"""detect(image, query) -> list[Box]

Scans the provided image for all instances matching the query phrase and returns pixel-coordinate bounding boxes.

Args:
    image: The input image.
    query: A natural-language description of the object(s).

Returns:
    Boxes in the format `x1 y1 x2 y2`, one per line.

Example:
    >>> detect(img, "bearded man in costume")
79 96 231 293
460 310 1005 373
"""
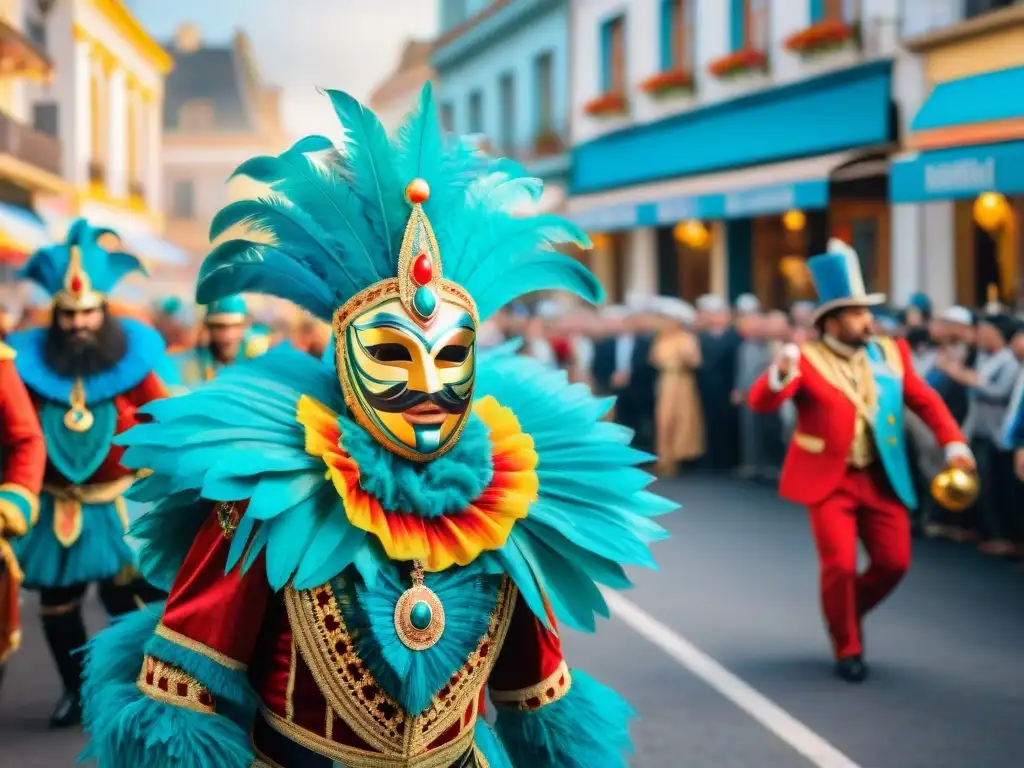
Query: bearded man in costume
79 85 673 768
748 240 973 684
0 342 46 695
7 218 169 727
168 295 265 392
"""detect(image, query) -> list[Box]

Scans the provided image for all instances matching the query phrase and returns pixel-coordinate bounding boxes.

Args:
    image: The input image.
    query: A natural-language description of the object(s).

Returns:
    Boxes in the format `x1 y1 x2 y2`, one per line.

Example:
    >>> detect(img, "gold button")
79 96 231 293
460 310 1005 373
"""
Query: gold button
887 415 895 425
888 437 897 446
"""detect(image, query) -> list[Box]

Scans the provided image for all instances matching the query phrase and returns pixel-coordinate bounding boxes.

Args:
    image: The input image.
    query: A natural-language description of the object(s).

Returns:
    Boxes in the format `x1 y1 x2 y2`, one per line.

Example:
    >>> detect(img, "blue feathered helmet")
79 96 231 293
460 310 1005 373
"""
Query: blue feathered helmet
199 84 602 463
19 217 145 312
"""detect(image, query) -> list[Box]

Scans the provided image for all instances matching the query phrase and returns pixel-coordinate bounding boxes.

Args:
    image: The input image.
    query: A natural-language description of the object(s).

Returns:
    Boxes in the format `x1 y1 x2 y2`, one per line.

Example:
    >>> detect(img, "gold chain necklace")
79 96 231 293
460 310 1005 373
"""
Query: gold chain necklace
64 378 94 432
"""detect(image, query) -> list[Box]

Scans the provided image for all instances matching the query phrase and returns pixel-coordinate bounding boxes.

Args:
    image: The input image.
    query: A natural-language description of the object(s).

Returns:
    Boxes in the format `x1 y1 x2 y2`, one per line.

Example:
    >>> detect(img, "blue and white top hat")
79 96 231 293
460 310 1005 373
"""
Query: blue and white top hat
808 238 885 324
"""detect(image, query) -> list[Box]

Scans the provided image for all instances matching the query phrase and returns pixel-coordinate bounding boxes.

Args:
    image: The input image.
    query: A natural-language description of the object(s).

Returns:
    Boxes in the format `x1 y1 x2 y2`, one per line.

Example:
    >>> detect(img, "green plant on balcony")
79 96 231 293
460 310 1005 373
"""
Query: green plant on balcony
639 68 695 98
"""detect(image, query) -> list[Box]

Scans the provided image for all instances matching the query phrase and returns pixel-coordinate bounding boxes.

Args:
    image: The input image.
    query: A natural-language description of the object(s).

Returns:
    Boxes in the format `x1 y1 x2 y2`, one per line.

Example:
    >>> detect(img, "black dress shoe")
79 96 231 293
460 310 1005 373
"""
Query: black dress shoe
49 690 82 728
835 655 869 683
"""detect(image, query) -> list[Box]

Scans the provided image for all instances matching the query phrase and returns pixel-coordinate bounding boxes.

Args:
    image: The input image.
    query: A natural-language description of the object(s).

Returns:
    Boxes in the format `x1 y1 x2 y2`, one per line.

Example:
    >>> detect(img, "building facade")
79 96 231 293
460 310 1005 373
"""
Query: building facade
368 39 434 133
566 0 908 307
892 0 1024 310
432 0 572 215
0 0 66 303
25 0 180 301
160 23 286 300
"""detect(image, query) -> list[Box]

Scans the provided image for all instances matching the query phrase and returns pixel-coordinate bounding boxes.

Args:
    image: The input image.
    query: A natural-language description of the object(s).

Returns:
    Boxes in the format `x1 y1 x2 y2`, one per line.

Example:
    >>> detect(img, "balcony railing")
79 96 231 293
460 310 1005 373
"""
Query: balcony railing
903 0 1022 39
0 109 60 176
88 160 105 185
129 179 146 202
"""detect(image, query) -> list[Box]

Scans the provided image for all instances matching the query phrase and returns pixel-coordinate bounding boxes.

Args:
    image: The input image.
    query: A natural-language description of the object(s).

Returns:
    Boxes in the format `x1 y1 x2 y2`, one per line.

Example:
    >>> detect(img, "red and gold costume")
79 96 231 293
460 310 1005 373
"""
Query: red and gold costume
749 241 969 669
81 85 671 767
0 343 46 668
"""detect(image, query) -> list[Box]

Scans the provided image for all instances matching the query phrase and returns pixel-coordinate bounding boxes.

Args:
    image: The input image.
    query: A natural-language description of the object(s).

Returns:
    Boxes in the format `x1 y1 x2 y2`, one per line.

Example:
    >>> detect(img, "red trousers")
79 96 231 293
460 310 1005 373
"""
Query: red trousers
808 468 911 659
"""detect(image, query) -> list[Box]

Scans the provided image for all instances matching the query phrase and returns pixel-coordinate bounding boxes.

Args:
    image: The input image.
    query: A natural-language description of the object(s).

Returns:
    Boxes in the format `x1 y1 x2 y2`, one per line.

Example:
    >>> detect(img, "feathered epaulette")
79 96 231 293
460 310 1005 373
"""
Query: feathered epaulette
121 344 675 632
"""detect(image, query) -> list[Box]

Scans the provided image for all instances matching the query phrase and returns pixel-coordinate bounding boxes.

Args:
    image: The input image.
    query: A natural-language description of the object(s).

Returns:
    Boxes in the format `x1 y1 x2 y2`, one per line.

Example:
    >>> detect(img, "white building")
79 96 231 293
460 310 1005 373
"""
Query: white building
567 0 920 308
25 0 183 300
368 39 433 134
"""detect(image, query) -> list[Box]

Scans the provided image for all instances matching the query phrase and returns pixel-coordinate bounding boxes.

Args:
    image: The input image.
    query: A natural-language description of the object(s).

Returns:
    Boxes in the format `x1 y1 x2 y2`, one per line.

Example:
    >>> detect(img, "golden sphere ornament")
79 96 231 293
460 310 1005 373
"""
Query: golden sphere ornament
973 192 1009 233
930 467 979 513
782 209 806 232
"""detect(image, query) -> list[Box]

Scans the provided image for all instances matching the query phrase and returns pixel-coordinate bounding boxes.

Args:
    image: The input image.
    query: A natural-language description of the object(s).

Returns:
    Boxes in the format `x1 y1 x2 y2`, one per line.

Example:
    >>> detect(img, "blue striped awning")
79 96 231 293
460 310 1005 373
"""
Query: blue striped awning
117 230 190 266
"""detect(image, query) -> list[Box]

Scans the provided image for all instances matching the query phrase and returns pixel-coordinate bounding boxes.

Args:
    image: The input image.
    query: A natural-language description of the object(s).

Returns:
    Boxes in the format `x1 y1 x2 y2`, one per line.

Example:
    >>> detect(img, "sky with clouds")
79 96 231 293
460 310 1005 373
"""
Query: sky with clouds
129 0 438 141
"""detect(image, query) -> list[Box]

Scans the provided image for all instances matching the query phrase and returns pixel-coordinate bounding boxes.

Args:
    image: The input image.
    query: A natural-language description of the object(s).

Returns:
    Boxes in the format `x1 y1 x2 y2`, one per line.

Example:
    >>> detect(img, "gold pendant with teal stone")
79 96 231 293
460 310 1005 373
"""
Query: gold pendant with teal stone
393 559 445 651
64 379 94 433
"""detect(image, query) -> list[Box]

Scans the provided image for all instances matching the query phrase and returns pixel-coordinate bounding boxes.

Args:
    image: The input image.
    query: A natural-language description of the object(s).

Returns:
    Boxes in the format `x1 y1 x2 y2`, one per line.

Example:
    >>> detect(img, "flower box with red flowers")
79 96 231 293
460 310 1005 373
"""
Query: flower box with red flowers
783 20 858 57
583 91 628 117
640 69 695 97
708 49 768 80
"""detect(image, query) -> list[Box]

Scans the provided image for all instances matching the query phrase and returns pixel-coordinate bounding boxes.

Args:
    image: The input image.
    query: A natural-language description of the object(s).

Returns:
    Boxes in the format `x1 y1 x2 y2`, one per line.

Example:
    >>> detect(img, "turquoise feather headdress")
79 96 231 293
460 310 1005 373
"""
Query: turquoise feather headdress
198 84 602 322
20 217 145 311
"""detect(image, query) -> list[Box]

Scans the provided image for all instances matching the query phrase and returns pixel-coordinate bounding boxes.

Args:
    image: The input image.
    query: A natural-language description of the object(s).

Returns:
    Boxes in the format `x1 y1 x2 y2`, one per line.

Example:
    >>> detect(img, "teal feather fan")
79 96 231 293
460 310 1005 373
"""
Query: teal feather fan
118 343 674 633
198 84 602 322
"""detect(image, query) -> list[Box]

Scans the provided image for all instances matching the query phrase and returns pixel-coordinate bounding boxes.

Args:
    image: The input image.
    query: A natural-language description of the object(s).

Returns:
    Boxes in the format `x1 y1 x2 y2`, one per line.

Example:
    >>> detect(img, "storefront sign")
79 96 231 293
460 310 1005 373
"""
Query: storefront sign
723 185 797 217
567 202 640 232
923 157 995 195
891 140 1024 203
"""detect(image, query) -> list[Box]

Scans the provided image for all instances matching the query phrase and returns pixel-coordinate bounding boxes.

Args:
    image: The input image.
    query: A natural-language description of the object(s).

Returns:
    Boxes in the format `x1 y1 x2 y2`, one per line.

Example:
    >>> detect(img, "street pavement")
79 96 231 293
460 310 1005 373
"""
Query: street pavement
1 475 1022 767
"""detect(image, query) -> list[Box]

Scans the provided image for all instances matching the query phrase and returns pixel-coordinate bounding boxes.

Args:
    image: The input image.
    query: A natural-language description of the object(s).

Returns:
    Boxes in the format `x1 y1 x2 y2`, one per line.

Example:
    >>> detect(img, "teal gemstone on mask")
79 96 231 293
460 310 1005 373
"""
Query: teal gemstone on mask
413 286 436 317
410 600 433 630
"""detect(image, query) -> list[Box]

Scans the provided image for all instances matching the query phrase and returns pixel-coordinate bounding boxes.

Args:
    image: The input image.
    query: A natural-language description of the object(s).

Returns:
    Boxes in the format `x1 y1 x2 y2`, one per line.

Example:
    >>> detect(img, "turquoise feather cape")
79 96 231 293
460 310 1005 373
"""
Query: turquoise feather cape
120 342 674 633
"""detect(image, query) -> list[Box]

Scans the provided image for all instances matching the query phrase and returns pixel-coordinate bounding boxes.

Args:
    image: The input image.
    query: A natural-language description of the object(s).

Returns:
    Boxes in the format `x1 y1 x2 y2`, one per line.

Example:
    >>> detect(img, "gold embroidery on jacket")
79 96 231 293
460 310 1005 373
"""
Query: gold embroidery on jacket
285 575 516 758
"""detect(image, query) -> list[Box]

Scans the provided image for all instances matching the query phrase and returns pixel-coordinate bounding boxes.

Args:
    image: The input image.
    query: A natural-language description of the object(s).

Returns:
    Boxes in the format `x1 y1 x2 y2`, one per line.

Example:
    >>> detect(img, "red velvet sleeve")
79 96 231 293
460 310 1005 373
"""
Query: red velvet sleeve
0 359 45 495
0 358 45 535
748 359 803 414
156 501 271 669
898 338 965 447
126 371 168 412
488 592 571 712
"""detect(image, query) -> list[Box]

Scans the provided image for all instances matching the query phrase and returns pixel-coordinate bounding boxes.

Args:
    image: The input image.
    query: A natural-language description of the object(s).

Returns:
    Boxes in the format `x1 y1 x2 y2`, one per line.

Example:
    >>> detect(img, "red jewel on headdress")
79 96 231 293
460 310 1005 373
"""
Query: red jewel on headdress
411 252 432 286
69 275 82 294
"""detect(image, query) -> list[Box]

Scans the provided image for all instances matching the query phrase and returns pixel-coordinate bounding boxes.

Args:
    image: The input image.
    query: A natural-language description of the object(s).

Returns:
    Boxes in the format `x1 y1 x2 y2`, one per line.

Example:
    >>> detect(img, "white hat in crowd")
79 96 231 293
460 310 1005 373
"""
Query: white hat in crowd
651 296 696 326
695 293 728 313
734 293 761 315
941 305 974 326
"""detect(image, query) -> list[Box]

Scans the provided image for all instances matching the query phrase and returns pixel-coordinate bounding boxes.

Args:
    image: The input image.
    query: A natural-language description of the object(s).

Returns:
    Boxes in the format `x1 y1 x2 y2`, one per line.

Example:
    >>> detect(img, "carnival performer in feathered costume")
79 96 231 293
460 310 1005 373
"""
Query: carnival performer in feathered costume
80 85 675 768
7 218 169 727
167 295 266 393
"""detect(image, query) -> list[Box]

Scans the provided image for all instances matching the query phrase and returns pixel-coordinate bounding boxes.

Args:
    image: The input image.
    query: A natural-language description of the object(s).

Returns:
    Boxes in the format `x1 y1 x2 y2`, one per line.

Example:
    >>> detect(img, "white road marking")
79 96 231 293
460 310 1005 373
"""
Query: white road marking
603 590 863 768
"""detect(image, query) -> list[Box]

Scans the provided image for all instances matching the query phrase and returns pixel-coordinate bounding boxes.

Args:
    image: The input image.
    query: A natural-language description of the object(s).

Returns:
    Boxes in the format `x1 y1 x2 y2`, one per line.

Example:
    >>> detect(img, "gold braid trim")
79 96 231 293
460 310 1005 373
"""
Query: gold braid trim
259 708 477 768
155 622 248 671
39 599 82 616
137 655 216 714
0 483 38 529
490 659 572 712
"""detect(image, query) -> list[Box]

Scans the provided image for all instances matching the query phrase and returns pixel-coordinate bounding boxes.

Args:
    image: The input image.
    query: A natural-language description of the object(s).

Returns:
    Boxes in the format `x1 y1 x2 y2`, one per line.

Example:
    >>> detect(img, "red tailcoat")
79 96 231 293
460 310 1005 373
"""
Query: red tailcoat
0 349 46 520
748 337 963 506
144 504 569 764
747 337 965 658
0 344 45 663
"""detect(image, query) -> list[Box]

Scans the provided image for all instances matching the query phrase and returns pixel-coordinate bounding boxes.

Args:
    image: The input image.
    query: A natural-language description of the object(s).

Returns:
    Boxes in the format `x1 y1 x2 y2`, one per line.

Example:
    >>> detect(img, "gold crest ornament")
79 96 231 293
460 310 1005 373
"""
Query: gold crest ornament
333 179 479 463
54 246 104 312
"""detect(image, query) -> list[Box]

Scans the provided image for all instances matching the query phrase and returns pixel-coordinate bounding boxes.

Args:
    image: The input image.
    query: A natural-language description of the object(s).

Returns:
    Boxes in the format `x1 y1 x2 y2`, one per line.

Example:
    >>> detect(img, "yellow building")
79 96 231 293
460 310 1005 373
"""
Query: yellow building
24 0 183 303
0 0 67 306
161 23 287 304
894 4 1024 308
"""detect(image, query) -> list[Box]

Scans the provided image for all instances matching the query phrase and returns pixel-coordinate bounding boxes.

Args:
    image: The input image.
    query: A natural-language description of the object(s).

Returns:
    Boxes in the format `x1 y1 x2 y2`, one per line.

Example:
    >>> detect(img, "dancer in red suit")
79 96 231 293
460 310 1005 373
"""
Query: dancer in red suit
749 240 974 683
0 341 46 695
